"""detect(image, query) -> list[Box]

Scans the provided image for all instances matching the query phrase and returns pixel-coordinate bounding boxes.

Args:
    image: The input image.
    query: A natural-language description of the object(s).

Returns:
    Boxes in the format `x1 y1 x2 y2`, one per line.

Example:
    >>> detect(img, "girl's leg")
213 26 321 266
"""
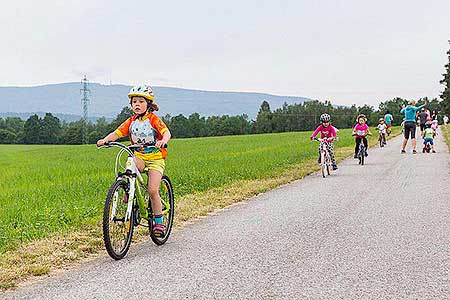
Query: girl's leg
148 170 163 216
328 143 336 166
133 157 145 172
363 137 368 156
355 138 361 156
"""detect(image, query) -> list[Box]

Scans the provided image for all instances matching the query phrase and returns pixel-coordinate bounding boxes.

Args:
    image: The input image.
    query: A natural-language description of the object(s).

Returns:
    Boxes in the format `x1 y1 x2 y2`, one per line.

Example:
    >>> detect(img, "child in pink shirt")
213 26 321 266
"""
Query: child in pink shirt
352 114 372 158
311 113 338 170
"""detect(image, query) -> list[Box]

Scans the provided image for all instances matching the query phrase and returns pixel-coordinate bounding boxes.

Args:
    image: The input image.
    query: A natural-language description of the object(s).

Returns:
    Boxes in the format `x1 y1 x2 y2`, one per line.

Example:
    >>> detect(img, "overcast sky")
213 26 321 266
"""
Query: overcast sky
1 0 449 107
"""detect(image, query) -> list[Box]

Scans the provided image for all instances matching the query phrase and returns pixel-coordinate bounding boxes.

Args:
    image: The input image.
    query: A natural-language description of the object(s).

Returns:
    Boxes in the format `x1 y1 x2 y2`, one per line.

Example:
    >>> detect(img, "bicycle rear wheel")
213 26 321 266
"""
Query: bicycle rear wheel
103 180 134 260
149 175 175 245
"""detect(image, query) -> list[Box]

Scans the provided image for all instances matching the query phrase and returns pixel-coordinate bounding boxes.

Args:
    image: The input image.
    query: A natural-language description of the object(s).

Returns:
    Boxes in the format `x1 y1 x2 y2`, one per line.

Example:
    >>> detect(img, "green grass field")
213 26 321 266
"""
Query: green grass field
0 128 385 254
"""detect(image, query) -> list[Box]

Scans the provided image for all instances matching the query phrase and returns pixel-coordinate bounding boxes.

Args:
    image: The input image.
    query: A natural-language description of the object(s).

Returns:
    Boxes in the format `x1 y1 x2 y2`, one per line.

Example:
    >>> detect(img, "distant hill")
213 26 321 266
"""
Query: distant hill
0 83 310 121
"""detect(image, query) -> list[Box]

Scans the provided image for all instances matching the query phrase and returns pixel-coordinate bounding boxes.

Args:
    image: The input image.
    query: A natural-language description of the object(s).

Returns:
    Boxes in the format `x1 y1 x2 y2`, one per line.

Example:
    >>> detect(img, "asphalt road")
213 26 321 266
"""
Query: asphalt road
3 132 450 300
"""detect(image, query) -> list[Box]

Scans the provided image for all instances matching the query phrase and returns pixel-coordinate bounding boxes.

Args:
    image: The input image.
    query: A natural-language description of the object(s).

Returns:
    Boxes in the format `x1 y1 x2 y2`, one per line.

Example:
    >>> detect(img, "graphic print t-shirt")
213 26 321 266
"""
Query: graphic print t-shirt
377 124 387 133
115 112 168 160
424 128 434 139
354 124 369 137
311 124 337 139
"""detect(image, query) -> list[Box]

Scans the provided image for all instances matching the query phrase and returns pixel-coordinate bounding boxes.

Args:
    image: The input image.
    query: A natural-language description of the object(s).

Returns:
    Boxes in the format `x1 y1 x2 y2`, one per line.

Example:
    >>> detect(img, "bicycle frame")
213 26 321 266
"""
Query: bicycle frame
100 142 150 224
316 139 331 166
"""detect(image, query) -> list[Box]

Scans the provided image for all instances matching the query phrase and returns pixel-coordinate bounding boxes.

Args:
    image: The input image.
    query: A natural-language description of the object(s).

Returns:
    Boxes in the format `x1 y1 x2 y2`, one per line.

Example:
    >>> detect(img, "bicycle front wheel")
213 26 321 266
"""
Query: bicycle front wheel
320 152 327 178
103 179 134 260
150 175 175 245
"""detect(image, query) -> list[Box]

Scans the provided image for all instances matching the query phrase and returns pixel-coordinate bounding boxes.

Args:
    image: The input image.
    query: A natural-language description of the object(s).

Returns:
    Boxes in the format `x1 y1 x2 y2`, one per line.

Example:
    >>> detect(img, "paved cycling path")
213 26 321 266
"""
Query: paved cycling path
4 132 450 300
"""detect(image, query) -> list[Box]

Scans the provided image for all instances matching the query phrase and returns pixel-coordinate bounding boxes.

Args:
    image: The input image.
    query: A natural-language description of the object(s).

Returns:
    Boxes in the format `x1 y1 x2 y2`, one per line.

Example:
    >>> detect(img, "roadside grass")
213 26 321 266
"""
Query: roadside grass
442 125 450 149
0 127 401 290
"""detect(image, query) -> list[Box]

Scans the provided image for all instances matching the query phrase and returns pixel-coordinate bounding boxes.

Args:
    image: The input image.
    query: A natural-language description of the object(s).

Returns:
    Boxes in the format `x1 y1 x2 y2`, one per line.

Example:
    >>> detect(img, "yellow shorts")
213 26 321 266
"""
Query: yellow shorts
142 159 165 175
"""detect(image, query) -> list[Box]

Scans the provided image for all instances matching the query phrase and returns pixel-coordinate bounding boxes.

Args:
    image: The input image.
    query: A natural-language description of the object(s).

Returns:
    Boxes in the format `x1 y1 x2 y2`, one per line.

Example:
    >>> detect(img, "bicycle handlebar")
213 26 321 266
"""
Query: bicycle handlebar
313 137 338 142
97 141 168 156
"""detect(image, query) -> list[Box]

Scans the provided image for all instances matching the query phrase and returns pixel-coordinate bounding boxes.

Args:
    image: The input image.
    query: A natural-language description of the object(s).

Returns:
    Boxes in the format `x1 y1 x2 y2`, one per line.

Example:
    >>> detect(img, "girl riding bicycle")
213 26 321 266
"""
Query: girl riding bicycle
352 114 372 158
310 113 338 170
376 118 387 146
97 85 172 237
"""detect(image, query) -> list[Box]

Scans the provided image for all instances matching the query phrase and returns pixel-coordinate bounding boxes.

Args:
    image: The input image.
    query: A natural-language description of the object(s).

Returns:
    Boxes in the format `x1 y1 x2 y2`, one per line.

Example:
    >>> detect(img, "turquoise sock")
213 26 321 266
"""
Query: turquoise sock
155 216 163 224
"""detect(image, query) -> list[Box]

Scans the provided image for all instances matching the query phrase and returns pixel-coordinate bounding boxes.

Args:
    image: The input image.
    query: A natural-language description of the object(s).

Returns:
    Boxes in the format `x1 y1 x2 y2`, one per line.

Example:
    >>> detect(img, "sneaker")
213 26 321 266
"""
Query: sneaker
332 164 338 170
432 150 436 153
412 150 417 154
401 150 406 154
152 223 166 237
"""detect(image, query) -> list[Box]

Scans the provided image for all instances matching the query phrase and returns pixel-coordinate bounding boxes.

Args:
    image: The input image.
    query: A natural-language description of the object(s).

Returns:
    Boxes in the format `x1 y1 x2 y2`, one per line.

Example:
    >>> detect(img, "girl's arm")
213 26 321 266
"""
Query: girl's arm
310 126 321 139
156 130 171 149
97 132 119 146
331 126 337 137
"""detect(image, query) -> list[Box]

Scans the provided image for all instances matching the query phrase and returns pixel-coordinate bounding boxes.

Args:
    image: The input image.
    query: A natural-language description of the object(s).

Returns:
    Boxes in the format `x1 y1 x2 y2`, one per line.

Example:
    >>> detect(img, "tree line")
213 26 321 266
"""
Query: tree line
0 96 444 145
1 41 449 144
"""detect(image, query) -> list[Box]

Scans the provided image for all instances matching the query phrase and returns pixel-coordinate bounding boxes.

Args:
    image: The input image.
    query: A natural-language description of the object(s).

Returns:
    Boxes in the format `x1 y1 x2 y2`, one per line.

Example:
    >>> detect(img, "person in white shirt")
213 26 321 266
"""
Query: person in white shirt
376 118 387 146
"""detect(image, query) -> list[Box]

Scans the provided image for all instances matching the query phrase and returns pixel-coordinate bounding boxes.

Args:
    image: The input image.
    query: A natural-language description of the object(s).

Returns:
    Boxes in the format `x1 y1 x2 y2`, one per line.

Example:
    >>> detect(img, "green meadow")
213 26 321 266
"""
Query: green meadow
0 129 365 253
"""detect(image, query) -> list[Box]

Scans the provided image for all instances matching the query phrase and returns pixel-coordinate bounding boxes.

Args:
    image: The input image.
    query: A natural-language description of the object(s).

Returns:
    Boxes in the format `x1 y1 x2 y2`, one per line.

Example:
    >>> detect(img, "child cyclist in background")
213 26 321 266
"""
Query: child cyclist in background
376 118 387 145
352 114 372 158
310 113 338 170
97 85 171 237
423 121 436 153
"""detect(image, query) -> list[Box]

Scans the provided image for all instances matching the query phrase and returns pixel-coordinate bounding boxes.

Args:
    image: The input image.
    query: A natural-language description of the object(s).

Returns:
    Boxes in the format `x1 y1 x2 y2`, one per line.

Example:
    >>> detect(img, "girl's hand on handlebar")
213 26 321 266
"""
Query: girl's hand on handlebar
97 139 107 147
155 140 166 149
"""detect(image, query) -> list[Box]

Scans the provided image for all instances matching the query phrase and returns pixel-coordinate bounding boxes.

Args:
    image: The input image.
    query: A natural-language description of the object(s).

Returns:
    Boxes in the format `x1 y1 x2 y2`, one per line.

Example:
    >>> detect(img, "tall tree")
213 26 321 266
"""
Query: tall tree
440 40 450 115
23 114 43 144
41 113 61 144
255 100 273 133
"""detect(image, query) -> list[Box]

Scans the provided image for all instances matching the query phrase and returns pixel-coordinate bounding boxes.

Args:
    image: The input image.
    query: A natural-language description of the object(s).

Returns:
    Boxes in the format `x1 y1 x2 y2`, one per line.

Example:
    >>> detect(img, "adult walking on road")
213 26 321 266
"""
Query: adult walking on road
418 107 429 137
400 100 427 154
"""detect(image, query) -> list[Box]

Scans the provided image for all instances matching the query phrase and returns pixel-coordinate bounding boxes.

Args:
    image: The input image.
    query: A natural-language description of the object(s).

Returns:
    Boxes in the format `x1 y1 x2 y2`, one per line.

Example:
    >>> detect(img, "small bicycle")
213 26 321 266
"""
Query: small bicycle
423 141 432 153
353 135 368 165
98 141 174 260
313 137 336 178
378 131 386 148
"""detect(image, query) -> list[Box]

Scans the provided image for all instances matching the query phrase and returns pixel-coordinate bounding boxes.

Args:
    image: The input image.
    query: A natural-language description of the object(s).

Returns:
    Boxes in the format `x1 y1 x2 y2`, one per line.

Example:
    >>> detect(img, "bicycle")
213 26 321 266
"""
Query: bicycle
353 135 368 165
423 140 432 153
98 141 174 260
313 137 336 178
378 131 386 148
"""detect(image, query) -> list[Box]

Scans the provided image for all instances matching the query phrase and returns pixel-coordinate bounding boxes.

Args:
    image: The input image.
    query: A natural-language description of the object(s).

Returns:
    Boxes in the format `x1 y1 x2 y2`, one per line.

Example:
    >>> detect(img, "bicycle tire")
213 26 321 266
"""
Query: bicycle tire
149 175 175 245
103 179 134 260
360 148 365 165
326 153 331 175
320 152 326 178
